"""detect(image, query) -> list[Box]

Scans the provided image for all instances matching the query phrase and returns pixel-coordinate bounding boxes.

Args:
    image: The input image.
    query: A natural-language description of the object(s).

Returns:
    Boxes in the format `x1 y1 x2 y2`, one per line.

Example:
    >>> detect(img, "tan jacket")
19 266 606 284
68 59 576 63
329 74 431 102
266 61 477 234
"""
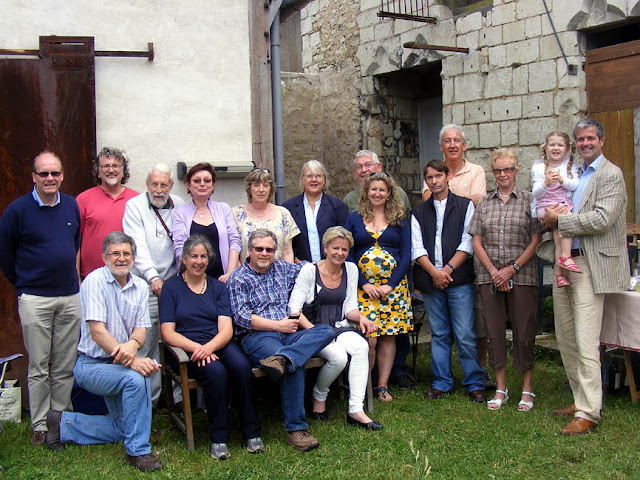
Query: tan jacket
537 157 628 294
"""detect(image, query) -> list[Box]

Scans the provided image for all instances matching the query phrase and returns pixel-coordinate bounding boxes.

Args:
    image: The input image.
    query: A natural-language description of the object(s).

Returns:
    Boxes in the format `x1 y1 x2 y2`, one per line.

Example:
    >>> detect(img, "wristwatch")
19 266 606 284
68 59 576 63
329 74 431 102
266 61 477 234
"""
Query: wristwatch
512 263 520 272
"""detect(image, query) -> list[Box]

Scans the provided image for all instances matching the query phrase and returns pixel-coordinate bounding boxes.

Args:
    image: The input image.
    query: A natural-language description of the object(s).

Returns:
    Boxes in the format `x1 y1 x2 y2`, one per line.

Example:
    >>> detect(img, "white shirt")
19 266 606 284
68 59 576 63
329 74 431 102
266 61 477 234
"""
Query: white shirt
303 193 323 262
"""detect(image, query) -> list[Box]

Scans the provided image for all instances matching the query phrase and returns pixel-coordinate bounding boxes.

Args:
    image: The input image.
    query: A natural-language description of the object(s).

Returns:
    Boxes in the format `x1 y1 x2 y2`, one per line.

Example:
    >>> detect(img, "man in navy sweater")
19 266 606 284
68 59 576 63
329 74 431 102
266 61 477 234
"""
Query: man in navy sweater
0 151 81 446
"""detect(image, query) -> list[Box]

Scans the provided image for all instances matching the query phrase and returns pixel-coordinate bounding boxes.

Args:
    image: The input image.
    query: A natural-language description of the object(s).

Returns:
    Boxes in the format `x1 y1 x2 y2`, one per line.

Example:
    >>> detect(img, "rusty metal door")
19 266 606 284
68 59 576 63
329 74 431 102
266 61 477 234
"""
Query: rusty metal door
0 36 96 405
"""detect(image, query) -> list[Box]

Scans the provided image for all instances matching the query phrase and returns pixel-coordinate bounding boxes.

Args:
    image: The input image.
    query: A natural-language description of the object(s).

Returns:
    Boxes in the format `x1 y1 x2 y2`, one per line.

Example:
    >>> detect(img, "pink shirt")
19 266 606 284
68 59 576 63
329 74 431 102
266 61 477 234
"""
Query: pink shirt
77 185 139 277
422 159 486 200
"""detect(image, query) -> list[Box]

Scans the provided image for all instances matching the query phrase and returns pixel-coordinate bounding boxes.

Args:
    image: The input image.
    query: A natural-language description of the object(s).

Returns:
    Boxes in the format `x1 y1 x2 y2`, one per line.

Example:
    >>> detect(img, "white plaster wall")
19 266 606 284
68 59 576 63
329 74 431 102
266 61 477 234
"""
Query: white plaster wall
0 0 252 205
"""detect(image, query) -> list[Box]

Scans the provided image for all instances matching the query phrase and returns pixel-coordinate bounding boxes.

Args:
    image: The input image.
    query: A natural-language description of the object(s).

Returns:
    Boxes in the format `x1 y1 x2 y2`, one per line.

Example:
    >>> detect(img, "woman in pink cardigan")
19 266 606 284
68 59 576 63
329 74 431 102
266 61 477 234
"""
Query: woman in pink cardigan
172 163 241 283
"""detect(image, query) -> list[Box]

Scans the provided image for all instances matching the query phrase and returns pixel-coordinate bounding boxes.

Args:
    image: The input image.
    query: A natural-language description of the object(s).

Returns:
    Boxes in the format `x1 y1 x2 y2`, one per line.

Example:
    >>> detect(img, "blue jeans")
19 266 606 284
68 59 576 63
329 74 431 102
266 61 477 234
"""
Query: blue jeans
239 325 335 432
59 354 153 456
425 283 484 392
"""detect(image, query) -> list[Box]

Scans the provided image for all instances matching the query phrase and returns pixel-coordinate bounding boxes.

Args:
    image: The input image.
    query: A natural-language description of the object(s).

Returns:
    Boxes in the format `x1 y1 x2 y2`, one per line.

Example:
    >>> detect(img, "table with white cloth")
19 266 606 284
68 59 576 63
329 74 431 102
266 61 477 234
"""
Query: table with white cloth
600 291 640 403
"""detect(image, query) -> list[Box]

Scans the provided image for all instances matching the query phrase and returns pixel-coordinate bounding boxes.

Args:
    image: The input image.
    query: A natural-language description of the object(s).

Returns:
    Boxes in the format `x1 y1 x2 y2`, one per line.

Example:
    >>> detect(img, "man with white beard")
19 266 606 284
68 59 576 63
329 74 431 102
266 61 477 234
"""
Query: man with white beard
76 148 138 278
123 164 184 407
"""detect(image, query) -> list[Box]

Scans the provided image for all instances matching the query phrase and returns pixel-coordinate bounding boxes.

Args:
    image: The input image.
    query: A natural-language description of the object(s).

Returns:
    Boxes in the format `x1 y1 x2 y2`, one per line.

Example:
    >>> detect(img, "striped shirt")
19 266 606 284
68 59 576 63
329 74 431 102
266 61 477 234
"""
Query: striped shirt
78 266 150 358
228 259 304 334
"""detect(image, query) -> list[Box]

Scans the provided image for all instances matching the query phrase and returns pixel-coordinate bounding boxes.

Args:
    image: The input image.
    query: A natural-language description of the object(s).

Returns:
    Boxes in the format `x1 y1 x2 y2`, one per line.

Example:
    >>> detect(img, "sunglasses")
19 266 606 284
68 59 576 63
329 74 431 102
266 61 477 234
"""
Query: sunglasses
492 167 516 174
252 246 275 254
33 171 62 178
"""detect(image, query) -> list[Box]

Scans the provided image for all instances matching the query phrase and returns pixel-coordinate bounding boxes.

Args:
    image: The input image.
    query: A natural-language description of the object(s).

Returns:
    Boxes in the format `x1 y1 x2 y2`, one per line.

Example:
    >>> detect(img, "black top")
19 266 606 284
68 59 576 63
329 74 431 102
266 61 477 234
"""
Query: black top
190 221 224 279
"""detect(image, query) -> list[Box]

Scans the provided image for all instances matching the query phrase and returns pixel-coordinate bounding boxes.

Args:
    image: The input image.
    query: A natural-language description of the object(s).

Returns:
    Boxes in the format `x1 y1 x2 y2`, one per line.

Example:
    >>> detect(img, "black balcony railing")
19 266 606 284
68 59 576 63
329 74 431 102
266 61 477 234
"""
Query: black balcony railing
378 0 436 23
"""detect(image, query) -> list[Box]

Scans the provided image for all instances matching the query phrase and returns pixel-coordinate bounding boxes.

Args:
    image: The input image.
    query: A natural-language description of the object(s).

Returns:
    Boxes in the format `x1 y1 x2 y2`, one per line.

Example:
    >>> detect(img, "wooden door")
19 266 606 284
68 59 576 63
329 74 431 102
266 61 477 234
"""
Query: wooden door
0 36 96 406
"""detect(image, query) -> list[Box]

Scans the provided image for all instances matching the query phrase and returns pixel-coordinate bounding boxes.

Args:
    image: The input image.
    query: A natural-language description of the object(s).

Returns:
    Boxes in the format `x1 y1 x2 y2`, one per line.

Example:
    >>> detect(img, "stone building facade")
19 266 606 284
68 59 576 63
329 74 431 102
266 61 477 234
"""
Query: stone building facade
282 0 640 208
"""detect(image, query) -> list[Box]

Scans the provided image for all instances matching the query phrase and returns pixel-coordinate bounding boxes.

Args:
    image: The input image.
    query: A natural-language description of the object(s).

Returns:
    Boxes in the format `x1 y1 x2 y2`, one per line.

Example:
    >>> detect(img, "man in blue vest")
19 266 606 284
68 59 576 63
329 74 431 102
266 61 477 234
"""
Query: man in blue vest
411 160 485 402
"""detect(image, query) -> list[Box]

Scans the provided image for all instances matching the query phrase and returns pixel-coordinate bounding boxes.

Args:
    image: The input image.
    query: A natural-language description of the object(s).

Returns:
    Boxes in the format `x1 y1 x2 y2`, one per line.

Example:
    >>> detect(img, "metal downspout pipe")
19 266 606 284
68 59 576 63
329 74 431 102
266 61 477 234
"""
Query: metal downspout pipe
271 10 285 204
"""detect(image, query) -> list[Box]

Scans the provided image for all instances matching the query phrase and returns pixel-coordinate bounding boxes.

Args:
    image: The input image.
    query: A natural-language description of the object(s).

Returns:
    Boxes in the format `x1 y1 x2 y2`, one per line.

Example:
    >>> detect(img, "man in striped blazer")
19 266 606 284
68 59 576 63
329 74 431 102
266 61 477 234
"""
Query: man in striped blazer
541 118 628 435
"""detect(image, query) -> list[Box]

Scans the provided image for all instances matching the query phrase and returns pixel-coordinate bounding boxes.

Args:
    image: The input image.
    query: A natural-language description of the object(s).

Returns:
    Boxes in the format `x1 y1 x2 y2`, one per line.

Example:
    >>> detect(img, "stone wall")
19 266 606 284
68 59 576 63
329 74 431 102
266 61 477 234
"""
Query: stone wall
299 0 640 196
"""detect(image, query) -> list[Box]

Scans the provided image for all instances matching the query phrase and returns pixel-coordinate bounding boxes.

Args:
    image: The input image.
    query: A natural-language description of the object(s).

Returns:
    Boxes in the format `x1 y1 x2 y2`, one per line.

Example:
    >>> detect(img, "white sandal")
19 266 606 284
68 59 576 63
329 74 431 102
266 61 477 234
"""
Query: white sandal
517 391 535 411
487 388 509 410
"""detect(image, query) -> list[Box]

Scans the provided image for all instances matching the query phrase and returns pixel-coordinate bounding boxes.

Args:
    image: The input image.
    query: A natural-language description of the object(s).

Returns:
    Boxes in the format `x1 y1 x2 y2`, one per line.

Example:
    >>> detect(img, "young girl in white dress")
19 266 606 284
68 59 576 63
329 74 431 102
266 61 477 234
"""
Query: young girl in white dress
531 131 581 287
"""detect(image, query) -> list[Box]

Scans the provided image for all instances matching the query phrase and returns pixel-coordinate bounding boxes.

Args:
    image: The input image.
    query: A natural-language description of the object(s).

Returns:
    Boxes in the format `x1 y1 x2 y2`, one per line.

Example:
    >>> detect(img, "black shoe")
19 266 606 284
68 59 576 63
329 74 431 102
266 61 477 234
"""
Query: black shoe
468 390 486 403
45 410 64 452
424 388 452 400
346 415 383 431
482 370 497 390
391 374 414 391
310 411 329 422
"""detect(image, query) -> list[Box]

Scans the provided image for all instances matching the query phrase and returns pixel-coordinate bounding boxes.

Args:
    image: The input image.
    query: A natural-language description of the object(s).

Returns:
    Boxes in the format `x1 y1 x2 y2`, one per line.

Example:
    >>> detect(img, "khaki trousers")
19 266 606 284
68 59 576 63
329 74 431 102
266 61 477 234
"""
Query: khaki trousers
18 293 80 431
553 256 604 423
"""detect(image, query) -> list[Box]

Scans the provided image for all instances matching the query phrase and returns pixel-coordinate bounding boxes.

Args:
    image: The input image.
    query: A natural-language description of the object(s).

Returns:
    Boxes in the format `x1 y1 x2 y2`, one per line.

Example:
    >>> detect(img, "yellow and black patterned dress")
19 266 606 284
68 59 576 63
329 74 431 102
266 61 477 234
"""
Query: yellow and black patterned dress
357 228 413 337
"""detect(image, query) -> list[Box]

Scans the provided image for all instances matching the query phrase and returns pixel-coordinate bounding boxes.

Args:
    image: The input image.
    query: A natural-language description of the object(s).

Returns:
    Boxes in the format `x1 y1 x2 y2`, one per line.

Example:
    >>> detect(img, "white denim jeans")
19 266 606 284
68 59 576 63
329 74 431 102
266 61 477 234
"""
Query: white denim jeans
314 330 369 414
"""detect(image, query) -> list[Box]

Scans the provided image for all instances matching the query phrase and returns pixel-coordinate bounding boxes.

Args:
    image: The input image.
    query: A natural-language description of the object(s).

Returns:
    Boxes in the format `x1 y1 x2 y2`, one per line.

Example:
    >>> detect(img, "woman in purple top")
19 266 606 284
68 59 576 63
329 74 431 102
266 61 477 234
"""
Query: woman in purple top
160 235 263 459
172 163 241 282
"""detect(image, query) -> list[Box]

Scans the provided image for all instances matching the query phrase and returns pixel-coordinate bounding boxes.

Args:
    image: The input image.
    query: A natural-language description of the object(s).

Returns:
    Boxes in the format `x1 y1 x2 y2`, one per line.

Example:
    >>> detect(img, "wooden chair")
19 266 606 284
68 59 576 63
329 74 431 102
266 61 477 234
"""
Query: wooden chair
162 344 374 450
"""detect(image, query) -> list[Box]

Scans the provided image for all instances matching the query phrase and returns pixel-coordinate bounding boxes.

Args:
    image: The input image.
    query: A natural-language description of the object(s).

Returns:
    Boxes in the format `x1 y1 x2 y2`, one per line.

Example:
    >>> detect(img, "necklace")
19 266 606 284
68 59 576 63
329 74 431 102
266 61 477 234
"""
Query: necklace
320 263 342 282
497 189 512 198
249 203 268 217
182 274 207 294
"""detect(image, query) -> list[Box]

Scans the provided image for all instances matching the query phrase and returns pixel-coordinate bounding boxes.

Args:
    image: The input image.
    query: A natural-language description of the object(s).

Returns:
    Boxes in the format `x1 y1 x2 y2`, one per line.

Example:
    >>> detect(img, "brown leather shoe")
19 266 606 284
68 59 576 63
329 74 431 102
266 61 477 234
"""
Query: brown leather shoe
424 388 452 400
468 390 486 403
259 355 286 381
561 417 597 435
286 429 320 451
31 431 46 446
552 403 576 416
125 453 162 472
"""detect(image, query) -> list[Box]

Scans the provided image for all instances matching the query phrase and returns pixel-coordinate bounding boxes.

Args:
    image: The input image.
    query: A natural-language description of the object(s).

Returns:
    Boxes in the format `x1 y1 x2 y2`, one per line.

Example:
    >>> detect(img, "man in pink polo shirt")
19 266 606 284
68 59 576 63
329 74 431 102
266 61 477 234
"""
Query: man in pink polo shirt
76 148 138 278
420 124 494 389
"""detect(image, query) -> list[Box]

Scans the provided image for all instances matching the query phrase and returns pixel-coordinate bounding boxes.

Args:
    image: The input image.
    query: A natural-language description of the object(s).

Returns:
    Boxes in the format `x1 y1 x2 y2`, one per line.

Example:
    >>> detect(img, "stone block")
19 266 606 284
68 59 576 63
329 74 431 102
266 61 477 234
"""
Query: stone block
356 8 379 29
516 0 546 19
457 11 483 34
443 79 454 105
452 104 465 125
442 105 453 125
506 38 539 66
557 115 583 137
360 0 380 10
523 91 554 118
465 148 491 172
443 54 464 76
503 20 526 43
512 64 528 95
360 26 375 44
310 31 321 48
501 120 519 146
519 117 557 145
308 1 318 16
525 15 542 38
454 73 484 102
492 3 516 26
300 4 308 21
301 16 313 36
479 122 501 148
492 97 522 121
540 32 580 60
463 50 482 74
464 124 479 149
554 89 587 115
302 37 312 68
529 59 557 92
360 76 375 96
484 26 503 47
557 56 586 89
458 31 480 50
465 100 492 124
488 45 507 68
484 67 513 98
374 20 393 40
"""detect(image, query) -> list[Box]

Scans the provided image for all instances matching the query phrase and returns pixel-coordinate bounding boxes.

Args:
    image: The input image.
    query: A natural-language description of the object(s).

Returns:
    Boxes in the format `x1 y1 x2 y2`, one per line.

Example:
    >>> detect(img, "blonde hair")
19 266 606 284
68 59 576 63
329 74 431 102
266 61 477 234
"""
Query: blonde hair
322 226 354 249
244 168 275 202
299 160 329 191
358 173 405 226
490 148 519 170
541 131 575 179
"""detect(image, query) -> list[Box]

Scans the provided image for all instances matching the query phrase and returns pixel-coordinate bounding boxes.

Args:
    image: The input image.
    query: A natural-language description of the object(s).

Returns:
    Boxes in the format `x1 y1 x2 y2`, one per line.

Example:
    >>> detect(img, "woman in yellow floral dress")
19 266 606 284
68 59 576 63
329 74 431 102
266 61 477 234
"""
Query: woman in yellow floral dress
345 173 412 402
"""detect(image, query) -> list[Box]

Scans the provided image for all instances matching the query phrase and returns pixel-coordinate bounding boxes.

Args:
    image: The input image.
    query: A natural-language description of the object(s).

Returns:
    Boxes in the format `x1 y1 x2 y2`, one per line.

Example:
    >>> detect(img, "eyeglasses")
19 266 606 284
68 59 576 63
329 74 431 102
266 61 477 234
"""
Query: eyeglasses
492 167 516 174
304 173 324 180
99 164 123 171
251 168 272 174
106 252 133 259
33 171 62 178
355 162 375 171
191 178 213 184
251 246 275 254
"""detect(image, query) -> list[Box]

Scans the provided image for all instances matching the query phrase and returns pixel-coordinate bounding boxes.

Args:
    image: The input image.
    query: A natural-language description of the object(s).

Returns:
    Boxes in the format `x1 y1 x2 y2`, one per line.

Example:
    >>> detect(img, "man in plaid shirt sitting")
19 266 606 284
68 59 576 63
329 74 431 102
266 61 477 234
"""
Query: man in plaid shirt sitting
228 229 334 452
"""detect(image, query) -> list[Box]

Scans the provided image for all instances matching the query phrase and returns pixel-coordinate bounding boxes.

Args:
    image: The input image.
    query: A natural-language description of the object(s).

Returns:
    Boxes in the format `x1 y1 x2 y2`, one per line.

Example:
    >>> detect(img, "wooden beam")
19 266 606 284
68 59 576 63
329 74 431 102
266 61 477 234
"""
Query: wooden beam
403 41 469 54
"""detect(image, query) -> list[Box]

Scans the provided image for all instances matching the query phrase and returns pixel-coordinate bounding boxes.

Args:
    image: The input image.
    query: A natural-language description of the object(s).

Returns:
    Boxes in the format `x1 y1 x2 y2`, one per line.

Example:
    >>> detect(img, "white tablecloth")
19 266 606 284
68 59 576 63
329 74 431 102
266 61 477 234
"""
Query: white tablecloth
600 291 640 352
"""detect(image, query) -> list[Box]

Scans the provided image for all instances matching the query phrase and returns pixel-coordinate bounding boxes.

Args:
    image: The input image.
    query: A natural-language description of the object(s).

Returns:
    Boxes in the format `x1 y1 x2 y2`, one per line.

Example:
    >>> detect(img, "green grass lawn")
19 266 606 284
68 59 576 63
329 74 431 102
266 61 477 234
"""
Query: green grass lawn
1 345 638 480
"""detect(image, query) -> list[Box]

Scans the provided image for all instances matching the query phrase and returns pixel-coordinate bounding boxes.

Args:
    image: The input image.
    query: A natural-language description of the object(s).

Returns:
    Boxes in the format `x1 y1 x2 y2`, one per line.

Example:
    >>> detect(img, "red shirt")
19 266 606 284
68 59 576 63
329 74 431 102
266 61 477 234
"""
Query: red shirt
77 185 139 276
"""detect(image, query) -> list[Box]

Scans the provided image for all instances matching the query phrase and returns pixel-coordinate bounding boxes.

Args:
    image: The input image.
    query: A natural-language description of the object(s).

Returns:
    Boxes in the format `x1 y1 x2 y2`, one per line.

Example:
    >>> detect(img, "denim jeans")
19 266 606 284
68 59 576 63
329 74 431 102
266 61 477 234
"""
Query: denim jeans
59 354 153 456
425 283 484 392
239 325 334 432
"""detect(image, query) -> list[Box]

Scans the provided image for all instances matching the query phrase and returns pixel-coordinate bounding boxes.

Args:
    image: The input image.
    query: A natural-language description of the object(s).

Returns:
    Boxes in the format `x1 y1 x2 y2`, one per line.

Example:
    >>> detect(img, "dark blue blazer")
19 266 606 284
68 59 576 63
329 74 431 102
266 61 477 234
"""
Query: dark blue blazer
282 193 348 262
